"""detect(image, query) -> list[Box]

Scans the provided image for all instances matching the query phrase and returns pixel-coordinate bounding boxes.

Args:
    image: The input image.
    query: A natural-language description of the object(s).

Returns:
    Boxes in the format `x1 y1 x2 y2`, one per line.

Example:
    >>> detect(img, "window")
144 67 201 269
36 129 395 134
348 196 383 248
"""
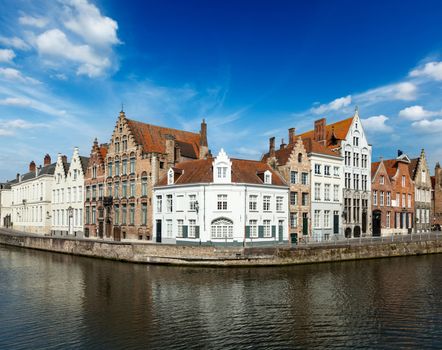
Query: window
353 153 359 167
166 220 172 238
373 191 378 205
167 194 173 212
141 203 147 225
263 220 271 237
264 172 271 184
177 219 184 237
402 175 406 187
108 162 113 177
345 173 351 189
115 160 120 176
362 175 367 191
298 153 302 163
314 183 321 200
362 154 368 168
249 195 257 211
324 210 330 228
86 186 90 200
130 157 135 174
290 192 298 205
402 193 406 207
386 212 391 228
249 219 258 238
301 172 308 185
345 151 351 166
92 166 97 179
189 220 196 238
129 204 135 225
314 164 321 175
85 207 90 224
168 170 174 185
114 182 119 198
130 180 135 197
314 210 321 228
122 159 127 175
121 204 127 225
386 192 391 206
380 175 384 185
353 174 359 190
122 137 127 151
380 191 384 206
263 196 271 211
276 196 283 211
290 171 298 184
302 193 308 206
353 136 359 146
211 218 233 239
141 175 148 196
114 205 119 225
98 184 103 198
156 195 162 213
334 185 339 201
408 194 412 208
396 193 400 207
290 213 298 228
122 181 127 197
73 169 77 180
189 194 197 211
217 166 227 178
217 194 228 210
334 166 340 177
324 184 330 201
324 166 331 176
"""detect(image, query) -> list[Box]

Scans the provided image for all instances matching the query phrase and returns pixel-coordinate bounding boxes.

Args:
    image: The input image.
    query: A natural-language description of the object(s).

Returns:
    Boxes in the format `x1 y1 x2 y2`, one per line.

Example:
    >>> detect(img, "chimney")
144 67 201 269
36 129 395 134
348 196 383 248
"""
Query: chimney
397 150 403 157
165 134 176 167
288 128 296 144
29 161 36 172
44 154 51 166
314 118 326 144
16 173 20 181
199 118 209 159
269 137 275 157
280 138 286 150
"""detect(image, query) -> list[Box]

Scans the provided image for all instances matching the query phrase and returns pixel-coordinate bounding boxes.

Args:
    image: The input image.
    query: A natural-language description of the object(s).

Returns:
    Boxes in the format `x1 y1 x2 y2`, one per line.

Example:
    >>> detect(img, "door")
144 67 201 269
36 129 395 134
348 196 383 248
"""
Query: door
278 220 284 242
372 210 381 236
333 214 339 234
156 220 162 243
98 221 104 238
290 233 298 245
302 213 308 235
113 226 121 241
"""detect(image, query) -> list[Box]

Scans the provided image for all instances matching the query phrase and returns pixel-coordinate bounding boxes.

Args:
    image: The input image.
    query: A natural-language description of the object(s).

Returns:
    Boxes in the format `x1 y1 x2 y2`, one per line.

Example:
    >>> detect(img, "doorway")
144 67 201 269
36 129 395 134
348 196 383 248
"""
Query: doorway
372 210 381 236
156 220 162 243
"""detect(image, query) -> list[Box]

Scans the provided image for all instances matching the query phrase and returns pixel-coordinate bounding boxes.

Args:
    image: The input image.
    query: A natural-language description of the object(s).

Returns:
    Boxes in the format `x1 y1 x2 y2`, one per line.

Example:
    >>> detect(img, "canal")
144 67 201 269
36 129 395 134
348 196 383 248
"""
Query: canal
0 245 441 349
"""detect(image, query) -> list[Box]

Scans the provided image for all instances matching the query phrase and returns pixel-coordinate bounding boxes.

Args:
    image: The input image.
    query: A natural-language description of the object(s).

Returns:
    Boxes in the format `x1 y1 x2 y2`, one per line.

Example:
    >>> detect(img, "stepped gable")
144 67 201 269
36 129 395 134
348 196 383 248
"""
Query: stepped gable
408 158 419 179
126 119 201 158
157 158 287 186
79 156 90 175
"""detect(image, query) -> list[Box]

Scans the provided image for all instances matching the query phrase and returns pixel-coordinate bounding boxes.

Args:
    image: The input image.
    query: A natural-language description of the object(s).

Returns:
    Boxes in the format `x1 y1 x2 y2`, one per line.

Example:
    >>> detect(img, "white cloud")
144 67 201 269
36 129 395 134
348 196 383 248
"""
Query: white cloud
35 29 111 77
0 36 30 50
0 68 40 84
0 49 15 63
0 97 32 106
19 15 48 28
411 119 442 134
393 82 417 100
398 105 440 120
0 118 44 136
63 0 120 47
357 82 417 105
312 95 352 114
361 115 393 133
410 61 442 81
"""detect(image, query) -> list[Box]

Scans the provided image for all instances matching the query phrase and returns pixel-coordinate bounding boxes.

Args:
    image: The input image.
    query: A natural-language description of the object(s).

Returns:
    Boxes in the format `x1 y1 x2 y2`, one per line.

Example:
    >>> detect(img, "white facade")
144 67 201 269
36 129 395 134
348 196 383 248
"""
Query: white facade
11 164 54 234
153 150 289 246
51 148 86 237
0 184 12 227
342 110 372 237
310 152 344 241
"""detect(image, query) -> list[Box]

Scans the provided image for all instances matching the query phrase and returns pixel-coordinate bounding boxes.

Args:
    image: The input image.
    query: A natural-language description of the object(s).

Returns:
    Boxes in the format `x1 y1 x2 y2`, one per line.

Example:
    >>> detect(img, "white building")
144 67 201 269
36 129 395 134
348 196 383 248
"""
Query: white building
153 149 289 246
11 154 55 234
310 147 344 241
0 181 13 228
51 148 88 237
299 108 372 238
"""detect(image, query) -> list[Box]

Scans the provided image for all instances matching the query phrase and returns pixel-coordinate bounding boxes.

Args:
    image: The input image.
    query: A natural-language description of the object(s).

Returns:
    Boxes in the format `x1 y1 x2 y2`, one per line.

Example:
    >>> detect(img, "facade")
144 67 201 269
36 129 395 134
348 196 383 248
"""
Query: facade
431 163 442 229
0 181 13 228
51 148 88 237
11 155 55 234
371 160 394 236
298 109 372 238
153 150 289 245
372 152 415 235
84 139 108 238
105 110 209 241
408 149 431 232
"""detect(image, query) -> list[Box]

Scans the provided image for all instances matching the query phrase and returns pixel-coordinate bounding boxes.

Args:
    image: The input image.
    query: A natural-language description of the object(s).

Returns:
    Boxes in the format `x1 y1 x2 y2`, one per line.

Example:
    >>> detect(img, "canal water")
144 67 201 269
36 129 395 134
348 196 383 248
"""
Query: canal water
0 245 441 349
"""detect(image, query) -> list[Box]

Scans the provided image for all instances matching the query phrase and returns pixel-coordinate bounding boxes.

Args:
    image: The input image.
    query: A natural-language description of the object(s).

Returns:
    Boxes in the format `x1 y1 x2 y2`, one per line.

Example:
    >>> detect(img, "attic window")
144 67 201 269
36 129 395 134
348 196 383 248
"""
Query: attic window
298 153 302 163
119 125 123 133
217 166 227 179
167 168 174 185
160 161 164 169
264 171 272 184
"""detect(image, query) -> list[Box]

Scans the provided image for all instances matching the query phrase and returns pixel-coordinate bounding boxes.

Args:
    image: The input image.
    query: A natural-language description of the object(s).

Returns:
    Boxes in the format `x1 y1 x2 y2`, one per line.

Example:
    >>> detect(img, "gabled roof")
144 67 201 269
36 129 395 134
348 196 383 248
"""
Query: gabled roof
157 158 287 187
298 116 354 149
79 156 90 175
262 136 339 165
408 158 419 179
99 144 108 160
126 119 201 158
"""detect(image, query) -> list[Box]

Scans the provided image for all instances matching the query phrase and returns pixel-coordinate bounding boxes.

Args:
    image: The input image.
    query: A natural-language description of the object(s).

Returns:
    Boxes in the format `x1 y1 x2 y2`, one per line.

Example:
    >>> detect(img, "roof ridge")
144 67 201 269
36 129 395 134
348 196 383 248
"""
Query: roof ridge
127 118 200 136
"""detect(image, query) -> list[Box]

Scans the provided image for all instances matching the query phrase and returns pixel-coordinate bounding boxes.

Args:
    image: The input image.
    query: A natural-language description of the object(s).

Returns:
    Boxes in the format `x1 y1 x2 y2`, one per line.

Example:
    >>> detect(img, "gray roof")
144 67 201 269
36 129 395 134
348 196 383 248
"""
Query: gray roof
79 156 90 175
18 163 57 183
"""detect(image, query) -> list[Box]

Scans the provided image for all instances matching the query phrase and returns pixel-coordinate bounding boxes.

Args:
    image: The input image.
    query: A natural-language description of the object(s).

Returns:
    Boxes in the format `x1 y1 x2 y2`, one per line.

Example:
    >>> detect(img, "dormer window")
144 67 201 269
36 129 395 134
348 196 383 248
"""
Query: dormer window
217 166 227 178
167 168 174 185
213 149 232 184
264 170 272 184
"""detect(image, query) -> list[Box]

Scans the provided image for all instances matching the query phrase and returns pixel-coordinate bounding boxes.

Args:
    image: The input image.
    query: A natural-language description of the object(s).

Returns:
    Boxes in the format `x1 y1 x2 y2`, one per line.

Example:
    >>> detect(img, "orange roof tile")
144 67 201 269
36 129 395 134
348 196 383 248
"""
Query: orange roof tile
126 119 201 158
157 158 287 187
99 144 108 160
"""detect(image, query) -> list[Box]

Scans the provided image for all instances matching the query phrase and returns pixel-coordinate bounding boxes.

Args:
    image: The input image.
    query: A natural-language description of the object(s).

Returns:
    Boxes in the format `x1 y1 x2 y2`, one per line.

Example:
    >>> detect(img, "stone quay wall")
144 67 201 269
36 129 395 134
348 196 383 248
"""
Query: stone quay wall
0 229 441 267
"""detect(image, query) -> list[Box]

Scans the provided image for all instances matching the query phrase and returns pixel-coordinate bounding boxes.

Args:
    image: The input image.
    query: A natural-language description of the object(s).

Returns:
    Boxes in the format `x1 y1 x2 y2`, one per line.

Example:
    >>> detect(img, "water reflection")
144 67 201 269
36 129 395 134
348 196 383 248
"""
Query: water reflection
0 246 441 349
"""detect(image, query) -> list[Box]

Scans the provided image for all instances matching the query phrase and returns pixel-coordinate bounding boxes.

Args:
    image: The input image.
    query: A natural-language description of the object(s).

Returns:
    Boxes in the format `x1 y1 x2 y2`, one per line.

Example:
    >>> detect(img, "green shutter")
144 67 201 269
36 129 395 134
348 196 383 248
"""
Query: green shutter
279 225 283 242
245 226 250 238
258 226 264 238
272 225 276 238
183 225 188 238
195 226 200 239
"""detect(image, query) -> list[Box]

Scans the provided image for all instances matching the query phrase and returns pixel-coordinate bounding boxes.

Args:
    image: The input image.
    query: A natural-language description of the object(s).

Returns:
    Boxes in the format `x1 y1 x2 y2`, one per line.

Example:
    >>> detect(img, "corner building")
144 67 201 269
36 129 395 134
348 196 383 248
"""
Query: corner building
105 111 209 241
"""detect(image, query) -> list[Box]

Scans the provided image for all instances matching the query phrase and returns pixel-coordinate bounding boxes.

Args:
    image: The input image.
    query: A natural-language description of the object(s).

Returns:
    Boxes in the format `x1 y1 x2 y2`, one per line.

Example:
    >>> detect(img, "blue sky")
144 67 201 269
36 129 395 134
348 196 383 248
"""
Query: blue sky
1 0 442 180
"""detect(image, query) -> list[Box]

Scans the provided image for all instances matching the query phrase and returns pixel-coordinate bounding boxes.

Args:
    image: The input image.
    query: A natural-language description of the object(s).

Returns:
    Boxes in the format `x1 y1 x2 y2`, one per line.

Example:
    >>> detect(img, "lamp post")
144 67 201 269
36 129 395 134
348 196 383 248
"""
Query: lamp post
68 206 73 236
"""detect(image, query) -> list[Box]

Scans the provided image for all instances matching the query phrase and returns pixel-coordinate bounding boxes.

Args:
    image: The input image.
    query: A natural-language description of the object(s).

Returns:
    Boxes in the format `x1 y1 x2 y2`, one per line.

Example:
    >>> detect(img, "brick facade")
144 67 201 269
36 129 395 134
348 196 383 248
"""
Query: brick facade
431 163 442 228
371 161 394 236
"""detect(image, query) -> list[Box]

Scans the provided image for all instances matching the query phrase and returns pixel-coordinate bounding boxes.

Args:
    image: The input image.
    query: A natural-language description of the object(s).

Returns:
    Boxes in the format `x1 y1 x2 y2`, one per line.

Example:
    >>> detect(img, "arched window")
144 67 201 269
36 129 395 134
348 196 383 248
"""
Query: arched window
298 153 302 163
211 218 233 239
141 172 148 196
122 136 128 151
130 153 135 174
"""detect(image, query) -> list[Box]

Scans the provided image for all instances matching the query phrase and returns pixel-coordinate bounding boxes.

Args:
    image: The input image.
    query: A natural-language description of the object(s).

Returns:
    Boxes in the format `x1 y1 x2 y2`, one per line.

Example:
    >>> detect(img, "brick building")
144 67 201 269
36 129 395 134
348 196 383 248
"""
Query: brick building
431 162 442 229
371 160 394 236
408 149 431 232
84 139 108 238
372 151 415 235
105 110 209 241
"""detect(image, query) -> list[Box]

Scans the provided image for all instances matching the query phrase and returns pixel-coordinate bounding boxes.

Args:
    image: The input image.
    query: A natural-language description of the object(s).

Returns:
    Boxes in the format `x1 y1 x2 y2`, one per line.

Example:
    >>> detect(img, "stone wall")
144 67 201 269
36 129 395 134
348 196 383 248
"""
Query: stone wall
0 229 441 267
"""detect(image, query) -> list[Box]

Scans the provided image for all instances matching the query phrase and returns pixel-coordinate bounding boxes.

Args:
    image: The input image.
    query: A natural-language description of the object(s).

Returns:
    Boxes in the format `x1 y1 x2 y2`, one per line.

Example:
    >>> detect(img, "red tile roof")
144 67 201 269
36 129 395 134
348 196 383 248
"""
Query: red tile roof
126 119 201 158
99 144 108 160
157 158 287 186
408 158 419 179
262 136 339 165
298 117 353 149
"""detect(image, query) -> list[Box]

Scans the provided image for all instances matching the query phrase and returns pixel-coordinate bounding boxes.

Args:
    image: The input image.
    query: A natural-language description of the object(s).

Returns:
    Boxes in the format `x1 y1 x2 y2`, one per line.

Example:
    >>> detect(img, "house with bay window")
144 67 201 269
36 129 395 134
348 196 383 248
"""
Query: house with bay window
153 149 289 245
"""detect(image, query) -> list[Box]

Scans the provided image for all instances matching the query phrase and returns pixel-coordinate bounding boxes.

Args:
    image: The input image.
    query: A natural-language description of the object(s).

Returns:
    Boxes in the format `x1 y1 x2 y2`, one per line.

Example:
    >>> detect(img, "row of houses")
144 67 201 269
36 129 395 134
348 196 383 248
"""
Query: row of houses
1 108 441 245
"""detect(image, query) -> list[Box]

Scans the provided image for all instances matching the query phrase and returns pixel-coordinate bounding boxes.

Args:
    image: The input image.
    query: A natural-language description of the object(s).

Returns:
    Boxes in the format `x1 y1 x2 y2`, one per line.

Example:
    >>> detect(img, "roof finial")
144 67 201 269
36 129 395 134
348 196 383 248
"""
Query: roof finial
121 102 124 112
354 105 359 115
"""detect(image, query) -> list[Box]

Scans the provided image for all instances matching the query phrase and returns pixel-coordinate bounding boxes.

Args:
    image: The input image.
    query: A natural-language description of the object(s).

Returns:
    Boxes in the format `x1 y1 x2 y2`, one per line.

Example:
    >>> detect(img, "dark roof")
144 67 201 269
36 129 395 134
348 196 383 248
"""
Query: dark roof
408 158 419 179
431 176 435 188
79 156 90 175
175 140 197 158
18 163 56 182
157 158 287 187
